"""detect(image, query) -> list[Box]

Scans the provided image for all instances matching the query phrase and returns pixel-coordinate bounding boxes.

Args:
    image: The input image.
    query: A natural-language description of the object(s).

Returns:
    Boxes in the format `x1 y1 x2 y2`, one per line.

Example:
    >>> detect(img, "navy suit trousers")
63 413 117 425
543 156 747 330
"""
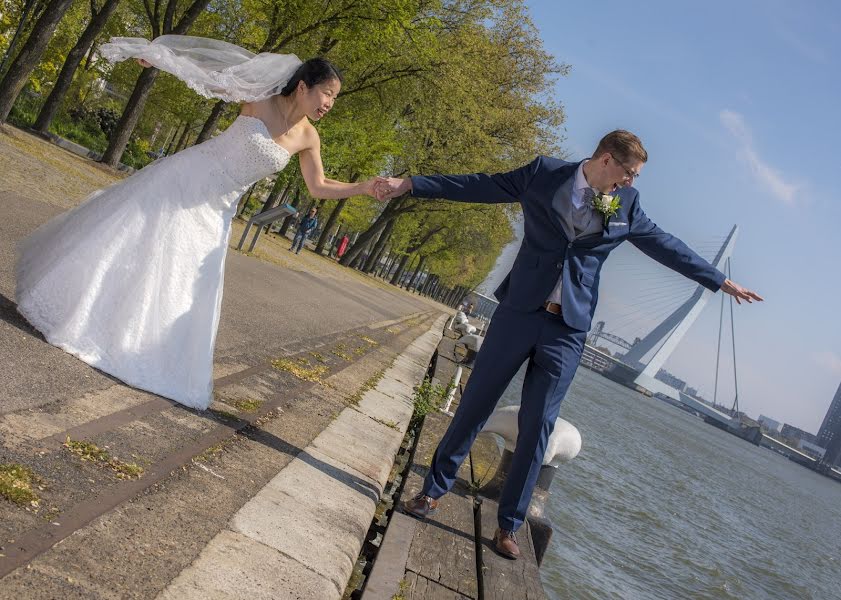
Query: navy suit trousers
422 305 587 531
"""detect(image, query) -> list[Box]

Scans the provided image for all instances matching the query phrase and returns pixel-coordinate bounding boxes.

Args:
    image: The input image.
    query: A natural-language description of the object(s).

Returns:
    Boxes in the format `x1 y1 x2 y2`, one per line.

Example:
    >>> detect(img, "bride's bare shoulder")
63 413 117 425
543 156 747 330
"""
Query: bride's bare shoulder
239 99 269 116
300 119 320 148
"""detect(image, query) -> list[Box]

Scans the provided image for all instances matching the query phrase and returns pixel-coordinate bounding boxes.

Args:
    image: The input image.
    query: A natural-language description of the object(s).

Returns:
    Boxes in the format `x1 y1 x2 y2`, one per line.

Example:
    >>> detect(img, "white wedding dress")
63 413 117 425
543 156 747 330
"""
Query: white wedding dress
16 115 291 409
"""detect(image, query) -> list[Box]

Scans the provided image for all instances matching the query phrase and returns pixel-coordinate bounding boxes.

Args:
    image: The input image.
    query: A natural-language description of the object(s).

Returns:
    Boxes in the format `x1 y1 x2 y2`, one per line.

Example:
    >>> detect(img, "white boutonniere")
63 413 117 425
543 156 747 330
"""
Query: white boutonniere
591 192 621 225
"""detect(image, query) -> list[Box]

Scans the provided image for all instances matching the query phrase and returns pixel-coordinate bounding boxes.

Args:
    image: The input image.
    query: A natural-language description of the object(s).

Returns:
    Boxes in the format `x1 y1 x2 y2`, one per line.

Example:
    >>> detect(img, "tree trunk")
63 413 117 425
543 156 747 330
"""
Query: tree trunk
101 0 211 166
315 198 346 255
0 0 77 123
278 187 301 237
386 253 400 279
164 119 185 155
325 223 341 257
195 99 226 144
363 219 394 273
339 197 408 266
402 255 420 288
83 37 99 69
365 238 389 274
389 254 410 285
254 177 287 230
236 183 257 217
374 251 387 277
101 67 160 166
173 119 193 153
263 183 292 232
408 257 427 291
0 0 38 78
32 0 123 133
349 239 372 270
429 278 440 300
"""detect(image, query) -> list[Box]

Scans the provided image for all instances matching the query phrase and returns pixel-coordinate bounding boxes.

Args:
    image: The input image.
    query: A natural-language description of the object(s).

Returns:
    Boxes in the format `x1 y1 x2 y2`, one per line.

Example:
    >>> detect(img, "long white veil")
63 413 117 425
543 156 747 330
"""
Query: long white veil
100 35 303 103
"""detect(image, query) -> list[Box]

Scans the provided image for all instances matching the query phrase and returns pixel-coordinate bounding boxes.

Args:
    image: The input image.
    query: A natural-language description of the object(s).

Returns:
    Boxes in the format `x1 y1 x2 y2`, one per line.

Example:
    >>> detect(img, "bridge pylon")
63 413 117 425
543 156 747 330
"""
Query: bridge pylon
629 225 739 404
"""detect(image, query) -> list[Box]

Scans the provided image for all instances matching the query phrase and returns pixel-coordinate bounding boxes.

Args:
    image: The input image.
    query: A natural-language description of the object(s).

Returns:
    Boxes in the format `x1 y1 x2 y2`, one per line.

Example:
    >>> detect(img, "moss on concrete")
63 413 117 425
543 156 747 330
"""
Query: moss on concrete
64 437 145 480
0 463 39 506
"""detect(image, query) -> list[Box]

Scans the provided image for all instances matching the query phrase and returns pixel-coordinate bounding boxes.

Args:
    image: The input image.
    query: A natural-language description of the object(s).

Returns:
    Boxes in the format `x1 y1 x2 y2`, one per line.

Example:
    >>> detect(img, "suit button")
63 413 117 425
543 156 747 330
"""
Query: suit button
568 243 573 248
556 262 563 268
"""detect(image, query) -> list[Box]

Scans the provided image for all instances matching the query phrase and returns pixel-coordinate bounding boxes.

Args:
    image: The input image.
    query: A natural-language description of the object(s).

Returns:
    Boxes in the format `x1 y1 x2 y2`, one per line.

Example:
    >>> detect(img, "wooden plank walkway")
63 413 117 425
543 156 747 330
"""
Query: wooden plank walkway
363 329 547 599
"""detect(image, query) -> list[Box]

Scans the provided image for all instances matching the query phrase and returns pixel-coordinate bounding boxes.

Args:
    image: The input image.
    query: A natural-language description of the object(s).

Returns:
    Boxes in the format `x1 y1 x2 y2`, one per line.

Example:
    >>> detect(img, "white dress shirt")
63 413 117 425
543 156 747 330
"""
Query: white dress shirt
545 160 599 305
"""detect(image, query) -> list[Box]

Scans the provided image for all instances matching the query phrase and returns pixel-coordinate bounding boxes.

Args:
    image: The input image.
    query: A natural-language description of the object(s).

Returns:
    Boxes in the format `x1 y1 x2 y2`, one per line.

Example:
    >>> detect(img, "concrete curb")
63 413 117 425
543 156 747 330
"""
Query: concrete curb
157 315 447 600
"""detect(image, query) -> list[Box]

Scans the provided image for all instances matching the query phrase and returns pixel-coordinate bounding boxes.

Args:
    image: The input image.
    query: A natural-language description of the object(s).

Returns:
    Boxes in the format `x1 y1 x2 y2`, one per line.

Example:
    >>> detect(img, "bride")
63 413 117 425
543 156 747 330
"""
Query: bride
15 35 381 410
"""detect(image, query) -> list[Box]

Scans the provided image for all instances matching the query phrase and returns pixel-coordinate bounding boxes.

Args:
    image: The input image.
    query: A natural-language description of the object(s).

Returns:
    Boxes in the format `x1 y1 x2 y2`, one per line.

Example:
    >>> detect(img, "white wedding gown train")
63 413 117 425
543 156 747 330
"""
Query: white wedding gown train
16 115 291 409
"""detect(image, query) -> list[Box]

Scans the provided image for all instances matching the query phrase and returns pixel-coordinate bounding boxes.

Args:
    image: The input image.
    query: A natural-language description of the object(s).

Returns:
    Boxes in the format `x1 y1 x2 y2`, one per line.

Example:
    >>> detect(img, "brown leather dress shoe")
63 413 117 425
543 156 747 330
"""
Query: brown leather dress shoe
402 494 439 519
493 528 520 560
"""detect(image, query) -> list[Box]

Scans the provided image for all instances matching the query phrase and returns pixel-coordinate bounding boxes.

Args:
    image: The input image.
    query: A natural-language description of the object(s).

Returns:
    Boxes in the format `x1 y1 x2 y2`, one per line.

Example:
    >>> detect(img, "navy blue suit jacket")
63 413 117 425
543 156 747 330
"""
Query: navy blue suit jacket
411 157 725 332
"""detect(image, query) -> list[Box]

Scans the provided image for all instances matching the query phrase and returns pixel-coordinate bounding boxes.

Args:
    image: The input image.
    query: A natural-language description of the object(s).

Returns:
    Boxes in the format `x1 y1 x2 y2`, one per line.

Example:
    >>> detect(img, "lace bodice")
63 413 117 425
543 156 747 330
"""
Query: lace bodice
195 115 291 186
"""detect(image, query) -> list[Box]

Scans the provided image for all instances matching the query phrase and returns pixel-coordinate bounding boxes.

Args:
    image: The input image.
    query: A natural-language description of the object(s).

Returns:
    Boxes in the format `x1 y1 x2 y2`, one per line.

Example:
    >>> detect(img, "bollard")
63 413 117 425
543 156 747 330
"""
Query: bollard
439 365 462 416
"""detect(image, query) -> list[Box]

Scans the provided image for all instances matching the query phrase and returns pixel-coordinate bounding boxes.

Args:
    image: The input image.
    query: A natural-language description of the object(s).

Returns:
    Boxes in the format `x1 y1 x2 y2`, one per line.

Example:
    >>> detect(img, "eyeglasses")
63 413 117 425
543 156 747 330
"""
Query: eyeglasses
611 154 640 180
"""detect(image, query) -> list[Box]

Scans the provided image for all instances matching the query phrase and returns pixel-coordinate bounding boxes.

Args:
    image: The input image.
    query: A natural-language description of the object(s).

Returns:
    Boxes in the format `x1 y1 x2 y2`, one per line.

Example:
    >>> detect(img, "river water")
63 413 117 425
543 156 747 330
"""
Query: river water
498 365 841 599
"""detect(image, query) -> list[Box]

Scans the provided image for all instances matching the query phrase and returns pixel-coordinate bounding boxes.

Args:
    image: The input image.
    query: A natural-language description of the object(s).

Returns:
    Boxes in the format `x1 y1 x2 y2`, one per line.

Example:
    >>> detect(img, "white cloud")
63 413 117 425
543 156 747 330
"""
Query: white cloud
719 109 799 206
814 351 841 376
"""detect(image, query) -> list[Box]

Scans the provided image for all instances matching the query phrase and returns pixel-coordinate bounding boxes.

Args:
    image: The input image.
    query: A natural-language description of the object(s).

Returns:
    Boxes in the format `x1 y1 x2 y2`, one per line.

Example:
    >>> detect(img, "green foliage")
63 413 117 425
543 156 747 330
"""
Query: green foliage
6 89 39 126
410 377 447 425
0 463 40 507
3 0 566 286
122 136 152 168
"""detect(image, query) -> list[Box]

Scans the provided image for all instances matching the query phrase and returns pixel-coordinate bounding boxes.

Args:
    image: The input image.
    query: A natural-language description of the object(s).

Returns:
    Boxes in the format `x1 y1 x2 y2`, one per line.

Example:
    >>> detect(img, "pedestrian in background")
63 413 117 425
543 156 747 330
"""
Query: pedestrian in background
290 206 318 254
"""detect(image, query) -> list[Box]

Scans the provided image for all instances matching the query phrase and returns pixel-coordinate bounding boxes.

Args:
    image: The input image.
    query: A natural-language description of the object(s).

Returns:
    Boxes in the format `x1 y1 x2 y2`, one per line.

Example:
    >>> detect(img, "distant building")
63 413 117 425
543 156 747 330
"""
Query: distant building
758 415 783 434
655 369 686 392
781 423 818 445
799 440 826 460
818 382 841 466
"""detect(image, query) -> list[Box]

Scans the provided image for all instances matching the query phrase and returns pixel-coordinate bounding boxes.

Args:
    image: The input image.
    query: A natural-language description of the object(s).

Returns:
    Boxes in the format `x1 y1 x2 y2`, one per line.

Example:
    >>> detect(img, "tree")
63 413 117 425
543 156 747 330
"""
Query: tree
32 0 124 133
100 0 211 167
339 0 565 283
0 0 77 123
0 0 40 77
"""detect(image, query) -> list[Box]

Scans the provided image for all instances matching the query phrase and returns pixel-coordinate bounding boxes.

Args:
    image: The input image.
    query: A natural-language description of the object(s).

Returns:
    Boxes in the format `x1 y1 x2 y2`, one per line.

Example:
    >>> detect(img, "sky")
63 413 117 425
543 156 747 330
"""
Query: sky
479 0 841 433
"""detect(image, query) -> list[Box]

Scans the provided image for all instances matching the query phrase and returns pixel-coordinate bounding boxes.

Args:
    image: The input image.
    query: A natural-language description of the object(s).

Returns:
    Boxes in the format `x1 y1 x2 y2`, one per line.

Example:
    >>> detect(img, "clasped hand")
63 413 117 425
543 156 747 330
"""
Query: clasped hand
362 177 410 202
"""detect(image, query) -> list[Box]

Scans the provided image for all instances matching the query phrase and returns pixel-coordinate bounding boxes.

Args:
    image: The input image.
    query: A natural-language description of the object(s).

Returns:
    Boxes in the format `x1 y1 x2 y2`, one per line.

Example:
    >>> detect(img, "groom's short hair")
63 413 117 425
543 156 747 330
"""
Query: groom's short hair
593 130 648 164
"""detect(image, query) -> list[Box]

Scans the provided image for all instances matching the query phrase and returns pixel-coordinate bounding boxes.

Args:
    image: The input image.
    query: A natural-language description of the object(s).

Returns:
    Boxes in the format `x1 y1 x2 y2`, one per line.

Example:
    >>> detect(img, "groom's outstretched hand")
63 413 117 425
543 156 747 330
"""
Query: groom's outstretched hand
720 279 764 304
374 177 412 202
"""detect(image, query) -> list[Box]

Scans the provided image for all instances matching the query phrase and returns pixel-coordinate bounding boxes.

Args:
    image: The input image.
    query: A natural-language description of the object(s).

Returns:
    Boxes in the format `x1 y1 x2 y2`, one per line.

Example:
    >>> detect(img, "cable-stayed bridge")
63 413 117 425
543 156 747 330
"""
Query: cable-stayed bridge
580 225 763 442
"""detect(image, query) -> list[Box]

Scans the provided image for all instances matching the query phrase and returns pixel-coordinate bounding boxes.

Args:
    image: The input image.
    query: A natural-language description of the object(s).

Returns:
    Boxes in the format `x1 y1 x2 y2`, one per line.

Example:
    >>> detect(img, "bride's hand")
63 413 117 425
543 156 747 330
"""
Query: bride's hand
360 177 386 199
136 58 152 68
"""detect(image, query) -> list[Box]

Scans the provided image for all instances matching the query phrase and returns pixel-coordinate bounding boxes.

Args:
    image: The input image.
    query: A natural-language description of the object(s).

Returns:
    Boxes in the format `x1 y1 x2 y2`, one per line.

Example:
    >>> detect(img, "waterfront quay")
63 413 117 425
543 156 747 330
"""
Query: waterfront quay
361 328 548 600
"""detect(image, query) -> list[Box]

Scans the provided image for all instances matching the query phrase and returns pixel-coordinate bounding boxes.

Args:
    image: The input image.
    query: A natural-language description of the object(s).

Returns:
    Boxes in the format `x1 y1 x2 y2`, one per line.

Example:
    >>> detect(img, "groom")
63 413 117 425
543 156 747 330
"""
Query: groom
376 130 762 560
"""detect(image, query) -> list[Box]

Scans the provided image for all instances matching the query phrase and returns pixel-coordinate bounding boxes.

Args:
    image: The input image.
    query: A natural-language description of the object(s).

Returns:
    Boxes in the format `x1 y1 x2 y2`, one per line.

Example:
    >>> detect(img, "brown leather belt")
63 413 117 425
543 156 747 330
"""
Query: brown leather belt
543 301 562 315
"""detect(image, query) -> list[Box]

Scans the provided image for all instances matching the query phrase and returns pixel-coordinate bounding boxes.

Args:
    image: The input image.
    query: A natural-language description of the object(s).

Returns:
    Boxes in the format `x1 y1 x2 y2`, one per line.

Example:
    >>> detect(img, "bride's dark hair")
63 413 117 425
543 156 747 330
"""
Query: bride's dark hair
280 58 343 96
